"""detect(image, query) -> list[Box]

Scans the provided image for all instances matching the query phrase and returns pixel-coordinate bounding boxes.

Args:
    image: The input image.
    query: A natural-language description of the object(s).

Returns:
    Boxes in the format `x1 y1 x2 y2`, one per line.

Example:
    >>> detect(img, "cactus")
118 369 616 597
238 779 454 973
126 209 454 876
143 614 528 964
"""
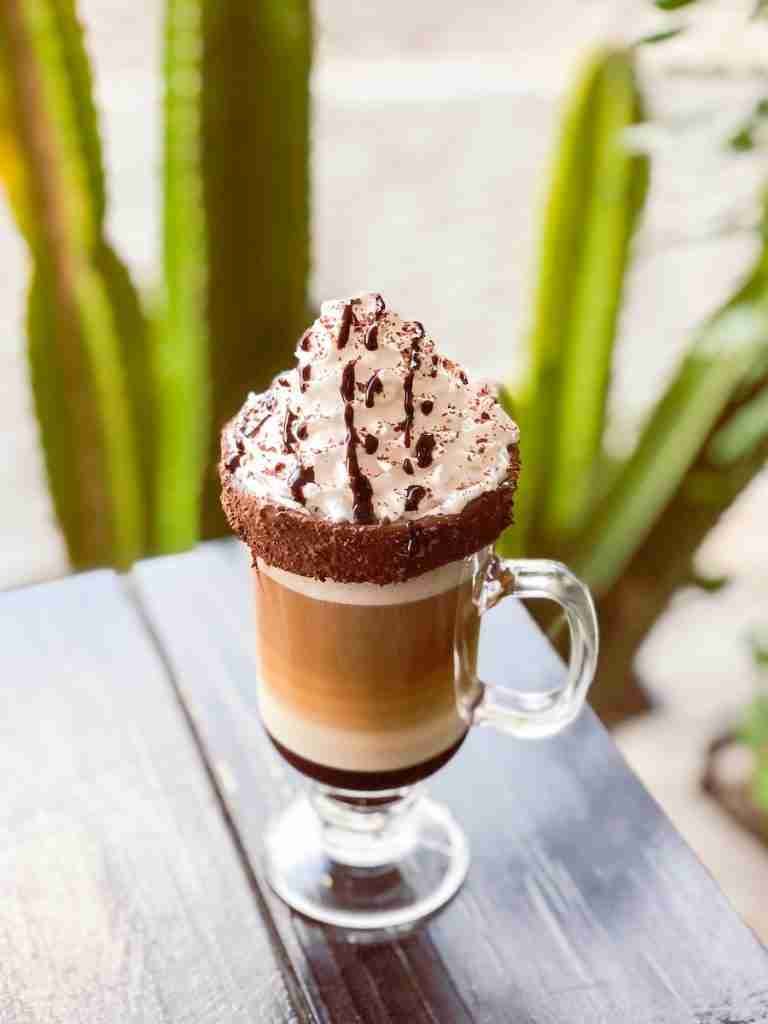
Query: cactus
200 0 312 536
575 204 768 594
496 45 768 720
501 47 648 557
0 0 312 563
155 0 312 546
153 0 209 552
0 0 148 568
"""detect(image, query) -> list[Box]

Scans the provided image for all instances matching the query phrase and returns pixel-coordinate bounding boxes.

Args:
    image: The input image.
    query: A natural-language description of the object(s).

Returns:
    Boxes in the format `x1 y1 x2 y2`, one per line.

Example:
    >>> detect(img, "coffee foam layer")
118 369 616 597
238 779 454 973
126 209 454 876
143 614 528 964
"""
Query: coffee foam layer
259 687 467 773
257 556 469 606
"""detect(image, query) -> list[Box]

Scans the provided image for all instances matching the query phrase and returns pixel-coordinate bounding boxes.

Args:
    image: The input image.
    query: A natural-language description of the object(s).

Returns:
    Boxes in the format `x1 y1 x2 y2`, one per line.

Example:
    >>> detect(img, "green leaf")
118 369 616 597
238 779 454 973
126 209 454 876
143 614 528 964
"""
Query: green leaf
750 628 768 670
741 696 768 749
654 0 698 8
638 27 686 44
709 386 768 464
574 281 768 594
689 571 730 592
752 762 768 814
728 126 756 152
727 96 768 153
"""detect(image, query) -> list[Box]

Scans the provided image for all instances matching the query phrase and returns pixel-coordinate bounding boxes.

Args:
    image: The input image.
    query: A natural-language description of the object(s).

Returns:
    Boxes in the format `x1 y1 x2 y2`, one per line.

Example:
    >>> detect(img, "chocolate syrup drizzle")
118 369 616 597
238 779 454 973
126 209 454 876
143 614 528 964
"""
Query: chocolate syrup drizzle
336 302 354 349
400 321 425 448
365 372 383 409
420 400 434 416
403 458 414 476
300 365 311 392
340 359 356 402
289 465 315 505
282 409 297 452
365 324 379 350
404 485 426 512
340 360 375 524
244 412 269 438
225 438 245 473
363 434 379 455
415 432 435 468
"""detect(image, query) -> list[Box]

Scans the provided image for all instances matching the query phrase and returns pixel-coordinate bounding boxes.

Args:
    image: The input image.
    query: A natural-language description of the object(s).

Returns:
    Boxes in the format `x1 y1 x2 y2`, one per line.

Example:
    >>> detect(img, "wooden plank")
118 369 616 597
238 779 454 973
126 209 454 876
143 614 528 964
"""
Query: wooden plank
133 540 768 1024
0 570 303 1023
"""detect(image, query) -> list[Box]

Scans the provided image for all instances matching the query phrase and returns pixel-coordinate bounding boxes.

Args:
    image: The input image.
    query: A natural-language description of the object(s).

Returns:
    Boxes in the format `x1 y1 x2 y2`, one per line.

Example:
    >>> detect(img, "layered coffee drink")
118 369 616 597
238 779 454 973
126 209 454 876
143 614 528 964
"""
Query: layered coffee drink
221 292 520 791
253 558 473 789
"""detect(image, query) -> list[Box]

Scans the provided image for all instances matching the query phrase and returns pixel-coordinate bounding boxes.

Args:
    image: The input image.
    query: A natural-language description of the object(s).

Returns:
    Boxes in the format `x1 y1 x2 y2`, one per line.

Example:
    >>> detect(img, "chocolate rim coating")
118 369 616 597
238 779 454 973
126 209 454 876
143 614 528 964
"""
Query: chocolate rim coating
220 425 520 585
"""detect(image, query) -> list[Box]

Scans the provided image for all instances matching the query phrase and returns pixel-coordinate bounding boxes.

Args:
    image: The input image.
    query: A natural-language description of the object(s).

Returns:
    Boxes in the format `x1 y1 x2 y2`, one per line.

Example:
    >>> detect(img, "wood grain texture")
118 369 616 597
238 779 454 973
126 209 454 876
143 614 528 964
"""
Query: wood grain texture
0 570 302 1023
133 539 768 1024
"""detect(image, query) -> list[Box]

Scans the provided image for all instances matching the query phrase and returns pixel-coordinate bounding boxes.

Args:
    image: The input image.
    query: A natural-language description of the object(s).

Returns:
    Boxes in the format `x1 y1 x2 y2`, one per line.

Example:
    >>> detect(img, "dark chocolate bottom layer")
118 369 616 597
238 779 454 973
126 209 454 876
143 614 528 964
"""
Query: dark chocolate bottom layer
266 730 468 791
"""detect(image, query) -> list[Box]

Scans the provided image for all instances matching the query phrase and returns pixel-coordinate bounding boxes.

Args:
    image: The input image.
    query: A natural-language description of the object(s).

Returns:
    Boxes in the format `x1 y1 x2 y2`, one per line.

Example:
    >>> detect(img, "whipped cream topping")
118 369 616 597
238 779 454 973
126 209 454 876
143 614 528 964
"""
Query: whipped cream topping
224 293 519 523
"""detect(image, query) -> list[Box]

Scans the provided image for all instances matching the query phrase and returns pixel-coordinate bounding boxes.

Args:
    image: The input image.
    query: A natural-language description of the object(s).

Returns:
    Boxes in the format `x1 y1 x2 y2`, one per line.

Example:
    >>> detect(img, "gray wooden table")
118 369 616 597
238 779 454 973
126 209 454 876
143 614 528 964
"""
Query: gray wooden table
2 539 767 1023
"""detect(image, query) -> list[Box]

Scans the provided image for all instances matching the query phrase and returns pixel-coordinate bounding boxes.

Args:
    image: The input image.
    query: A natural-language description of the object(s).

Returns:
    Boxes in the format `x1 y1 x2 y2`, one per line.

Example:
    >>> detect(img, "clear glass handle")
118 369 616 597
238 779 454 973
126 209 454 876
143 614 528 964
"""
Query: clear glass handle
455 553 599 739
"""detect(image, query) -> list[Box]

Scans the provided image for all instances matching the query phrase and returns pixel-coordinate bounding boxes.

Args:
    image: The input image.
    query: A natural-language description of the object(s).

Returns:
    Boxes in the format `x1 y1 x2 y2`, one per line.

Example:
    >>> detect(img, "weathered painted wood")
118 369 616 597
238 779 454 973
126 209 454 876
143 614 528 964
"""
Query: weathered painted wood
0 570 302 1023
133 539 768 1024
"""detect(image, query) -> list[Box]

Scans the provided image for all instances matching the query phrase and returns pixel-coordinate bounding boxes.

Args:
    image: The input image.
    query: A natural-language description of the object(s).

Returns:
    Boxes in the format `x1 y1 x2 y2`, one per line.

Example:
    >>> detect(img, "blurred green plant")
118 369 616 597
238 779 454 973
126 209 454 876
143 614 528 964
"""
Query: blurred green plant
0 0 148 568
500 46 768 721
0 0 311 566
739 629 768 813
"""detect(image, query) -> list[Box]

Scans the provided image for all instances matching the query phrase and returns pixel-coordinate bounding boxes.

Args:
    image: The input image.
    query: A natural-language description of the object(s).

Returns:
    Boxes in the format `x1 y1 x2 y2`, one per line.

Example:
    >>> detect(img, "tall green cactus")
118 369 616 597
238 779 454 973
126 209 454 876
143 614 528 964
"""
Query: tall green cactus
0 0 312 563
156 0 312 546
153 0 209 553
501 47 648 557
0 0 148 568
200 0 312 536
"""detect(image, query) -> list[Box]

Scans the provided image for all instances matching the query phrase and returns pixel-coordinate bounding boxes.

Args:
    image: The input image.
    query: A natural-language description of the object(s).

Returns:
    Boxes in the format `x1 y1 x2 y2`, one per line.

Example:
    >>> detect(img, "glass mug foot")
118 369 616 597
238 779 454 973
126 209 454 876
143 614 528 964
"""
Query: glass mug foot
263 785 469 930
256 546 598 929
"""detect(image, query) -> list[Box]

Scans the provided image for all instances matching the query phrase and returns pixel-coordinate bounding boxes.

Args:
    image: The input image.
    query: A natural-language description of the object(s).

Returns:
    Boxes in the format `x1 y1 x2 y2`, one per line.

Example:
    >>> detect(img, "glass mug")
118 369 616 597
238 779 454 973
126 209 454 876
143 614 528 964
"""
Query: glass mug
255 544 598 930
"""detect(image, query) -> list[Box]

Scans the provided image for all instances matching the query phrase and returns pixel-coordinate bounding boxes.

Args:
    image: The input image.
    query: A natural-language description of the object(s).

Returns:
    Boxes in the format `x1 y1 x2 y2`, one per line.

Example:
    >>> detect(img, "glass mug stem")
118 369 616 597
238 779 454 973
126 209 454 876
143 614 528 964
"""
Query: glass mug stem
260 547 598 930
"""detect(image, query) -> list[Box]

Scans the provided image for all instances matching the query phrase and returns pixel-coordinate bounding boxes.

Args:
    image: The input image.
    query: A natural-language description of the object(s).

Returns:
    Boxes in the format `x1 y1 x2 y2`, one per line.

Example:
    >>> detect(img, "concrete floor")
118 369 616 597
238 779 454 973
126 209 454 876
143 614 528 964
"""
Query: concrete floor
1 0 767 941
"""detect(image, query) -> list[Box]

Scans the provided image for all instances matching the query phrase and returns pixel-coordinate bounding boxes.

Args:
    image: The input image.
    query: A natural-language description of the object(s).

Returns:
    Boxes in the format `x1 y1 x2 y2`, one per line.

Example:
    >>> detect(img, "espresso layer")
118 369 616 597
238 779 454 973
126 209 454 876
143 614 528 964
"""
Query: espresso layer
266 730 468 791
